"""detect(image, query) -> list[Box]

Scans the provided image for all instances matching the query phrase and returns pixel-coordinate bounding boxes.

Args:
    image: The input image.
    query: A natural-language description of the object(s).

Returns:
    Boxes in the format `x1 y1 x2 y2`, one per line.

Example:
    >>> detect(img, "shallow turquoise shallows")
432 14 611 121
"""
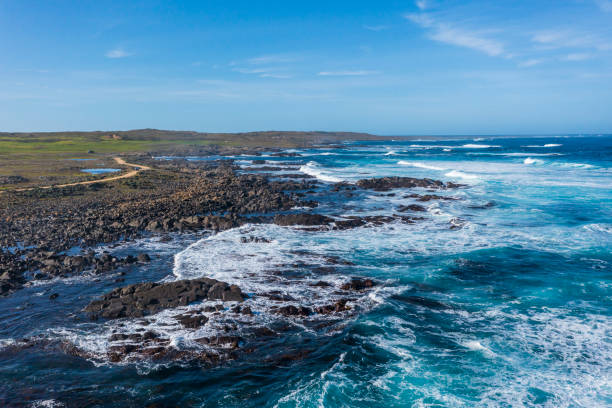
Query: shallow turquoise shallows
1 136 611 407
81 168 121 174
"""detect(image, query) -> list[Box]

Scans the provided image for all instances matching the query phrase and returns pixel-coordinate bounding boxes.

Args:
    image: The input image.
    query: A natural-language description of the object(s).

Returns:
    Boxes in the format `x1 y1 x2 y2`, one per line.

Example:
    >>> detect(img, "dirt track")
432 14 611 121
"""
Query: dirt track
2 157 151 193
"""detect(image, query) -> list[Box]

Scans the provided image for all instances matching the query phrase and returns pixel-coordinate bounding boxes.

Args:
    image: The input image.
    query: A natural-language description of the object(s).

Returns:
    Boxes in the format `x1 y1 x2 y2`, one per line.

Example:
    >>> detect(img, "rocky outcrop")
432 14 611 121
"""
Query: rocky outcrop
84 278 245 319
356 177 460 191
274 213 424 231
403 193 458 202
0 163 319 293
341 278 376 291
397 204 427 212
0 175 29 185
274 213 334 226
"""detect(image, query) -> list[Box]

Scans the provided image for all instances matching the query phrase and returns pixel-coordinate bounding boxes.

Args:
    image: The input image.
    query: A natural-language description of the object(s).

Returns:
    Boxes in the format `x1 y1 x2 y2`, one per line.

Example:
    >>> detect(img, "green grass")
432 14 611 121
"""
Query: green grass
0 137 152 154
0 129 382 189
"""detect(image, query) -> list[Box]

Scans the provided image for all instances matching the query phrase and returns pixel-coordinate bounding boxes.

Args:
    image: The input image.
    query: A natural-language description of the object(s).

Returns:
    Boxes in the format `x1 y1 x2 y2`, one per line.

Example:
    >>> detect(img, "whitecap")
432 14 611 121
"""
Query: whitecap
409 144 455 149
445 170 480 180
460 144 500 149
557 162 594 169
583 223 612 234
299 161 344 183
397 161 446 171
31 400 66 408
523 157 544 165
462 340 496 357
522 143 563 147
468 152 563 156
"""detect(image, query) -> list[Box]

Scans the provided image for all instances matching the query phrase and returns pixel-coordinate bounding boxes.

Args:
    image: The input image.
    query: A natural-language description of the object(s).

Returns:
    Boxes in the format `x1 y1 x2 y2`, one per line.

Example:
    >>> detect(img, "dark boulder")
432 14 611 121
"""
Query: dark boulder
356 177 448 191
315 299 351 314
397 204 427 212
137 253 151 262
341 278 375 291
274 213 334 226
84 278 244 319
177 313 209 329
276 305 312 317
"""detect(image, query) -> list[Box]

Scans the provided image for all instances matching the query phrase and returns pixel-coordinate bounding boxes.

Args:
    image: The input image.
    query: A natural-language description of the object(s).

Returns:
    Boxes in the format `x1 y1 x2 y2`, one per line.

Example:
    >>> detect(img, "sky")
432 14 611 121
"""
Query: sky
1 0 611 135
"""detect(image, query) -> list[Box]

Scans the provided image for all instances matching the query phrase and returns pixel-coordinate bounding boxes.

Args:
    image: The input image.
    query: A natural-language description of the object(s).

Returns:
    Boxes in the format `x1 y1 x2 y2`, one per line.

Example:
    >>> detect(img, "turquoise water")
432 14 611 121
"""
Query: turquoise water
1 136 611 407
81 168 120 174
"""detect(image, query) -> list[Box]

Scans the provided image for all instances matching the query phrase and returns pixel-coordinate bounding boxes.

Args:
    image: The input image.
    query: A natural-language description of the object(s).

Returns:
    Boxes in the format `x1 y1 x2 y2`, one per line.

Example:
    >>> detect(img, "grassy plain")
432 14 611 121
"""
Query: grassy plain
0 129 378 189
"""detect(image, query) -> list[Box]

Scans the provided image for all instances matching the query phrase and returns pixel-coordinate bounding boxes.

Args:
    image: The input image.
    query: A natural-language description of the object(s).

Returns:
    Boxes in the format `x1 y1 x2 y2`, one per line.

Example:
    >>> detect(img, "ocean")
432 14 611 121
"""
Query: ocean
1 135 611 407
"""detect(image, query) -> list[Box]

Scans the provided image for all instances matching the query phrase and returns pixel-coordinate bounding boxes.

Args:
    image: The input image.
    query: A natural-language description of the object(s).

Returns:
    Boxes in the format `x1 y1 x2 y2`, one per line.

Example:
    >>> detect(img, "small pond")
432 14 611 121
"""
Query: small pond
81 168 120 174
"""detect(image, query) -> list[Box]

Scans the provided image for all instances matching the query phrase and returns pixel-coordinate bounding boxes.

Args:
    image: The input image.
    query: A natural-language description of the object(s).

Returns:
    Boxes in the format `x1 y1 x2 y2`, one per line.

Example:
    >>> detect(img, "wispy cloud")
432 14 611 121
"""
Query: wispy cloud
407 14 505 57
105 48 131 59
232 66 292 79
518 58 544 68
318 70 379 76
416 0 429 11
561 53 592 61
260 73 293 79
595 0 612 12
532 30 611 51
229 54 299 78
247 54 300 65
363 25 388 31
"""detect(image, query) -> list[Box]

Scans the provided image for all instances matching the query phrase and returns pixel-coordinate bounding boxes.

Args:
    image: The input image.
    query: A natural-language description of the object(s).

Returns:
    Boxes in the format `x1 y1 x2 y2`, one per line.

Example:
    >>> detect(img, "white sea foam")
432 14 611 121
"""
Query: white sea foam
397 161 446 171
445 170 480 180
523 157 544 165
468 152 562 157
409 144 455 149
462 340 496 357
31 400 66 408
299 161 344 183
460 144 501 149
523 143 563 147
384 151 398 156
583 223 612 234
558 162 594 169
409 144 500 149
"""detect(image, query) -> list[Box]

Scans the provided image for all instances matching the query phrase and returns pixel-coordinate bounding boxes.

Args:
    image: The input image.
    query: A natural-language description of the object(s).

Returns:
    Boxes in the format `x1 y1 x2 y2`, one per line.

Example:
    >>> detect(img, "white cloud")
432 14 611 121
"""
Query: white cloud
363 25 388 31
416 0 429 11
247 54 299 65
233 66 291 79
260 73 292 79
407 14 505 57
518 59 544 67
318 70 379 76
233 68 269 74
561 53 592 61
532 30 611 51
105 48 131 58
595 0 612 12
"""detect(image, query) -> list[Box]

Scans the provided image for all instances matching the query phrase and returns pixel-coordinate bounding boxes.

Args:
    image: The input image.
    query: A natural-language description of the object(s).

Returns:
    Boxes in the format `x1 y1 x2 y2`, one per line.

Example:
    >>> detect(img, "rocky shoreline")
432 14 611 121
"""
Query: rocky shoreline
0 152 464 365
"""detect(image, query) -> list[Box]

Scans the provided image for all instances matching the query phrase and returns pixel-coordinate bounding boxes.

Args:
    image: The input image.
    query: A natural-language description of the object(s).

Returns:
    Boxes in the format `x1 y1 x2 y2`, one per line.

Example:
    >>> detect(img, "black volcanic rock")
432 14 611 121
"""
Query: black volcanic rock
84 278 244 319
274 213 334 226
341 278 376 291
397 204 427 212
356 177 449 191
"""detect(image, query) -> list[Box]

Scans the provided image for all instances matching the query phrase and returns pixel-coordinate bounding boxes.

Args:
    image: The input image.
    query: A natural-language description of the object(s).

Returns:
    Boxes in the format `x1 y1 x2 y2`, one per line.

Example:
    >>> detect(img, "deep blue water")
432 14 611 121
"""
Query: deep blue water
1 136 611 407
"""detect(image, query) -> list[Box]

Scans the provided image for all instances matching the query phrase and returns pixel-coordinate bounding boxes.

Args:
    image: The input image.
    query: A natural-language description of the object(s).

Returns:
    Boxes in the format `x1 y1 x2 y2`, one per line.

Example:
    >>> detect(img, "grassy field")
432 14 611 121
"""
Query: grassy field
0 129 379 189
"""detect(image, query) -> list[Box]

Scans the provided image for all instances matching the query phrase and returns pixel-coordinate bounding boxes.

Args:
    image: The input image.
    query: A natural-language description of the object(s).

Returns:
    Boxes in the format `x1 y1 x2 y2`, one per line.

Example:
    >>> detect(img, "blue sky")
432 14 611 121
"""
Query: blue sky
1 0 611 135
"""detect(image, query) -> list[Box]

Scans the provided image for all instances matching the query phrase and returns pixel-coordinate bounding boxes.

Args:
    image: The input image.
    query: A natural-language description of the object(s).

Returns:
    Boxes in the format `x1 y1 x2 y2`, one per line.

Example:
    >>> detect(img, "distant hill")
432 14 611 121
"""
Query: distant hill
0 129 381 147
